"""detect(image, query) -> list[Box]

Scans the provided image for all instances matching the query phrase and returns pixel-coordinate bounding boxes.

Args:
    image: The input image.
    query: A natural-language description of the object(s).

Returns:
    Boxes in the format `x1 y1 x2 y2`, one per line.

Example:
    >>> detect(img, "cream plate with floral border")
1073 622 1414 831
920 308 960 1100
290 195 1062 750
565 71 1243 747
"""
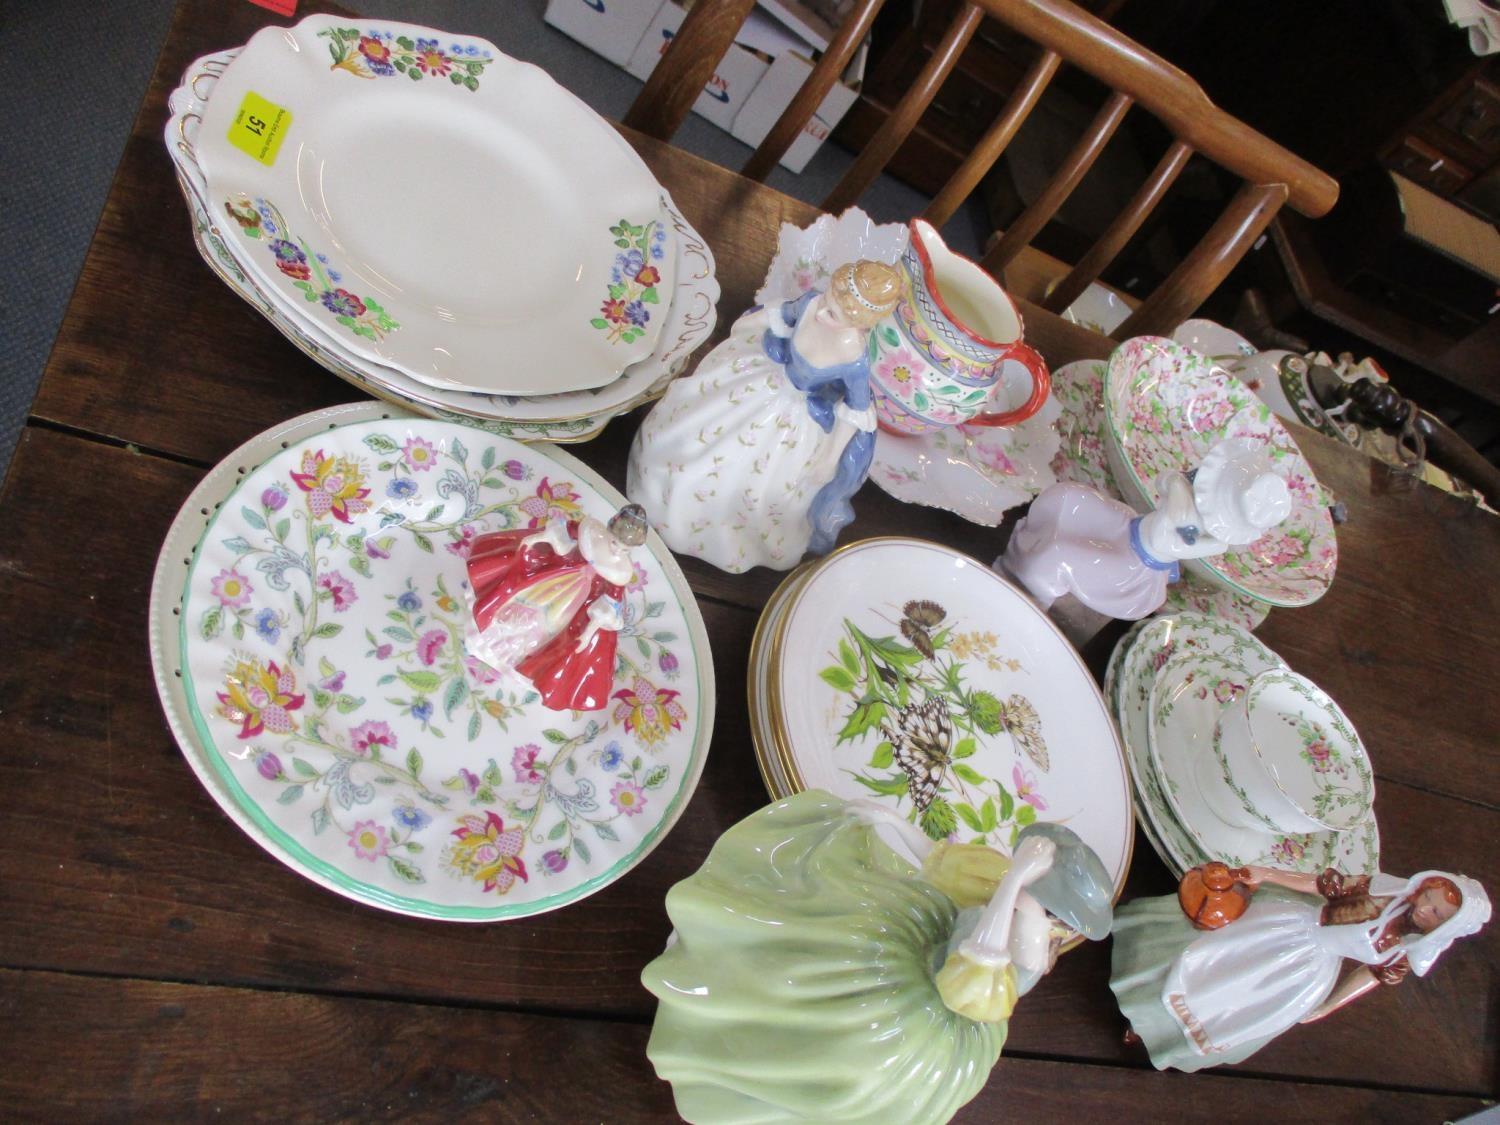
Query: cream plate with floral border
1102 336 1337 607
767 537 1133 898
166 50 717 439
195 16 672 395
151 403 714 920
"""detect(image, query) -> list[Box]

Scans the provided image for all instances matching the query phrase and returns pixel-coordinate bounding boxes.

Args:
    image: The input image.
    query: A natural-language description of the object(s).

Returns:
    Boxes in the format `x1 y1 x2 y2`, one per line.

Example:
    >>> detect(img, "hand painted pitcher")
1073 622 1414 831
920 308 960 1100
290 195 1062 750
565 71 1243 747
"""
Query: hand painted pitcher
868 220 1051 435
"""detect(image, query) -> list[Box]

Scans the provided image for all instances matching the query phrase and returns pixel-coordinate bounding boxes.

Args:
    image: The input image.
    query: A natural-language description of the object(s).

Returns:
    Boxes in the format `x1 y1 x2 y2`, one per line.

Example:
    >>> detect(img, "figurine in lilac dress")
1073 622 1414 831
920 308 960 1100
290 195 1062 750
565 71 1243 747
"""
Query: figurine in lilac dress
627 261 902 572
1000 439 1292 619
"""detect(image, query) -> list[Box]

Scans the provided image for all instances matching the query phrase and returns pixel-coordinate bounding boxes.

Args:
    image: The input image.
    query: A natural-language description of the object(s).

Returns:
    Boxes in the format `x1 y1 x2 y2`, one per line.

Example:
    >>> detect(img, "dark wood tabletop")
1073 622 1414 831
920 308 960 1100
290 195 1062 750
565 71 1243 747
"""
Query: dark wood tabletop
2 0 1496 1118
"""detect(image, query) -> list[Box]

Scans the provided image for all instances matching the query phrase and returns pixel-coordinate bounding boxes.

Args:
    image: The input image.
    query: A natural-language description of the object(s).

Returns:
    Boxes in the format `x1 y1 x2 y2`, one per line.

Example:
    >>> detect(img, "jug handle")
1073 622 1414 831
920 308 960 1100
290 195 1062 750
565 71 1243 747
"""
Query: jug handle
966 343 1051 428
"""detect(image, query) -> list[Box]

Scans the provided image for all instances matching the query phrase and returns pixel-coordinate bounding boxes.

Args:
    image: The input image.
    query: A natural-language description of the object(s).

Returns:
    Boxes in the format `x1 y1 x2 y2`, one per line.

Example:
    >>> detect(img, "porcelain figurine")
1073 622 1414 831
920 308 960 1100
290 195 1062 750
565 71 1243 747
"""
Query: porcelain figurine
463 504 648 712
1000 438 1292 620
626 261 901 572
866 219 1051 435
1110 861 1490 1072
640 789 1112 1124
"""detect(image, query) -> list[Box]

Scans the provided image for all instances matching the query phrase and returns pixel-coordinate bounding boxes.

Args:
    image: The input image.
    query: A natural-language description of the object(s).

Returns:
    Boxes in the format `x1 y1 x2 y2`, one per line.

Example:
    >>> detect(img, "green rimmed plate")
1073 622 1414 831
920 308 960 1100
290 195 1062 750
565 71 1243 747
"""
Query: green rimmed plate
150 403 714 919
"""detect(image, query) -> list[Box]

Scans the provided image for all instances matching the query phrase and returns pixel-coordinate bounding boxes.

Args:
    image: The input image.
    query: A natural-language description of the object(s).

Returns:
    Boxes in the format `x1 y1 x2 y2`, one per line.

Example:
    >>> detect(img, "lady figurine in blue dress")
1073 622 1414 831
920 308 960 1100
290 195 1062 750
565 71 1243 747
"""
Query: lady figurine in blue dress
627 260 902 572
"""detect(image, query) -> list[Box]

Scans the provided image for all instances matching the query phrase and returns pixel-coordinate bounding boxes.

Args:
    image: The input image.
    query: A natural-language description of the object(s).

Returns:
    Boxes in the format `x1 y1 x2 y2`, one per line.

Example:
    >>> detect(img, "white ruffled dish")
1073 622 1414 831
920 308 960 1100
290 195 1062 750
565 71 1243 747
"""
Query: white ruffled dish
870 394 1061 526
150 403 715 920
166 51 718 441
194 15 670 395
1171 318 1256 361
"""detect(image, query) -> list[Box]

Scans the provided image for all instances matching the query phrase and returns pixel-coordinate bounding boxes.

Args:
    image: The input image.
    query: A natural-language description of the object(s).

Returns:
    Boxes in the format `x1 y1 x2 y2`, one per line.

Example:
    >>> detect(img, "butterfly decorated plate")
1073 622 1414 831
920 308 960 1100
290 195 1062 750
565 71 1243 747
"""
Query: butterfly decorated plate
151 403 714 920
766 537 1133 897
1102 336 1337 608
195 16 672 396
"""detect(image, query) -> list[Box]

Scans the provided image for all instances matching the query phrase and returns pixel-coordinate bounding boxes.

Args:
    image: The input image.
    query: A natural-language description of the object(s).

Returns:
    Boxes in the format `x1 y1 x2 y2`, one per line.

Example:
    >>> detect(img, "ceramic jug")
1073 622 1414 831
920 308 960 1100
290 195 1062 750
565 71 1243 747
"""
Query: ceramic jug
867 219 1051 435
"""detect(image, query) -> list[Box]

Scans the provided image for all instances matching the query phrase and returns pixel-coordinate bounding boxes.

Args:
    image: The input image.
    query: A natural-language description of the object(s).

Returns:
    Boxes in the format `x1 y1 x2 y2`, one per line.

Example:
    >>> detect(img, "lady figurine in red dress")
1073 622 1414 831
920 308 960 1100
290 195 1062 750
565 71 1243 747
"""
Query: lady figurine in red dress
464 504 649 712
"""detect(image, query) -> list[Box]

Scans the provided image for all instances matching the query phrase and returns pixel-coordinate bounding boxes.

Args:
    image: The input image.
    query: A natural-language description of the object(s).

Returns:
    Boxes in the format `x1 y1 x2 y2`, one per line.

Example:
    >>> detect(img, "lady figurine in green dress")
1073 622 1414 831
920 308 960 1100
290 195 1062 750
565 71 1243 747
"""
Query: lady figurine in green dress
640 789 1114 1125
1110 861 1490 1072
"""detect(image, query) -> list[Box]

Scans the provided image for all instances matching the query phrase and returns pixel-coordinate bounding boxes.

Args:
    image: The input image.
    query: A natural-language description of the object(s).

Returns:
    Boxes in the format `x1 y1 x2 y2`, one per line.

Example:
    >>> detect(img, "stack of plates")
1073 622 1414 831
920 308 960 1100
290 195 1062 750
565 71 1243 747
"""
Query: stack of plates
164 15 719 442
1105 613 1378 879
149 402 715 919
748 537 1135 900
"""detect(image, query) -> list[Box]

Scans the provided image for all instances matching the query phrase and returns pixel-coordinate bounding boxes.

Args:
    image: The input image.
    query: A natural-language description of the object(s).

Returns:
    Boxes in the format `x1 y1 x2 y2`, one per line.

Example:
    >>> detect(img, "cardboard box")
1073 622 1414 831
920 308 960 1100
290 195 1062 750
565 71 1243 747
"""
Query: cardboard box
544 0 864 172
542 0 662 68
731 44 862 173
625 2 770 131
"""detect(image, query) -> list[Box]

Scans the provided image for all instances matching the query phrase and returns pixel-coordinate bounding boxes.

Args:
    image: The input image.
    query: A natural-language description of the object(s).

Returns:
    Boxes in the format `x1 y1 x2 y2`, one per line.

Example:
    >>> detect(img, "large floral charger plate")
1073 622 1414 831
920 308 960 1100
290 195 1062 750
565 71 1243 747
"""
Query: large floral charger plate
153 404 713 920
766 537 1133 896
1102 336 1337 607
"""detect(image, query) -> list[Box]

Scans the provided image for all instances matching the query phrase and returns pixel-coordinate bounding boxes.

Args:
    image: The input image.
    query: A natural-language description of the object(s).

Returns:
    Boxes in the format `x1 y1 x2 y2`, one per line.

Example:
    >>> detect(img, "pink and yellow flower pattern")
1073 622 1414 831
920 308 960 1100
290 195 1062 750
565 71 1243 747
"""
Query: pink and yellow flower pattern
444 812 528 895
291 449 372 524
216 657 306 739
612 676 688 748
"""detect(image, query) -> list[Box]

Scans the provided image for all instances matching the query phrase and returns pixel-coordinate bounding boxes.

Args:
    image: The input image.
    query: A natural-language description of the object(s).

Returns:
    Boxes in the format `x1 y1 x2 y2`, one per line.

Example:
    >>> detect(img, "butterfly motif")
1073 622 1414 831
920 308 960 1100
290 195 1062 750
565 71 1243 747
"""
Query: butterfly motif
998 694 1049 771
898 599 947 661
882 695 953 811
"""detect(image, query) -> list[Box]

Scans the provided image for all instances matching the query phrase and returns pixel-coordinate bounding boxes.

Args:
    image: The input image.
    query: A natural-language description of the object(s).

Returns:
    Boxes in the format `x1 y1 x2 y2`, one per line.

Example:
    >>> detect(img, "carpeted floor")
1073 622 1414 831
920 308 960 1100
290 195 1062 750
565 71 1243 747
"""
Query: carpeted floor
0 0 990 486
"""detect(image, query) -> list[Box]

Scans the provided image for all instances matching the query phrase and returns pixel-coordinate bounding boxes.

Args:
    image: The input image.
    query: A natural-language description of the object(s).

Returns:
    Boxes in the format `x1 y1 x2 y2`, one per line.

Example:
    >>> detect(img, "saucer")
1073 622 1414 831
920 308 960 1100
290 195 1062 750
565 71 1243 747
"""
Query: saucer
1145 645 1379 874
1105 614 1282 874
870 394 1062 526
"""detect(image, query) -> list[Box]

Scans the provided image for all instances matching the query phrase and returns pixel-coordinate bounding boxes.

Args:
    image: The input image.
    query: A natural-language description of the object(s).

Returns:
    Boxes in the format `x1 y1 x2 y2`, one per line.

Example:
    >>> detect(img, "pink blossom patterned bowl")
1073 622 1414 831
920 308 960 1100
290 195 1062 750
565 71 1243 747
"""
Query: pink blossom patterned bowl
1101 337 1337 608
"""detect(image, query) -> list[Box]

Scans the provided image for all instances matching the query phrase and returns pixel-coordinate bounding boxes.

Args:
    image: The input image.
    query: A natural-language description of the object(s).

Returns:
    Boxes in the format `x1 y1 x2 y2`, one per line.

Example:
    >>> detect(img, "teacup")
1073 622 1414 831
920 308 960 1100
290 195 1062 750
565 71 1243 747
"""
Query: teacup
1195 669 1374 835
867 220 1050 435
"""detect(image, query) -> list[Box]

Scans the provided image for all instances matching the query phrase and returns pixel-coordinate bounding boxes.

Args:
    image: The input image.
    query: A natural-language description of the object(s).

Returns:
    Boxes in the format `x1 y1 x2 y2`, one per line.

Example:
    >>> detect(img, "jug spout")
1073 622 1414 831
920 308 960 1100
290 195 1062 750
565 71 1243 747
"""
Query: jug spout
865 220 1051 434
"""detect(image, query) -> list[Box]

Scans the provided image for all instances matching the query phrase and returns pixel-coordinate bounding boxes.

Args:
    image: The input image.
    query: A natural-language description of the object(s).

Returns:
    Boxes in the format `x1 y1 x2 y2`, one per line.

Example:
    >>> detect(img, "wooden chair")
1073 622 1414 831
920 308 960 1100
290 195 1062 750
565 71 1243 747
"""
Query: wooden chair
622 0 1339 339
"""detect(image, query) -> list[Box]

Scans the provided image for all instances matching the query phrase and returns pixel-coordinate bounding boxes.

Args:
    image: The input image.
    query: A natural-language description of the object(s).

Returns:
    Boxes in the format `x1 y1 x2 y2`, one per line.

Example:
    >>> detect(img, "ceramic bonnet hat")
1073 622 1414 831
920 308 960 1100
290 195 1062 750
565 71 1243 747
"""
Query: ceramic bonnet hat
1192 438 1293 545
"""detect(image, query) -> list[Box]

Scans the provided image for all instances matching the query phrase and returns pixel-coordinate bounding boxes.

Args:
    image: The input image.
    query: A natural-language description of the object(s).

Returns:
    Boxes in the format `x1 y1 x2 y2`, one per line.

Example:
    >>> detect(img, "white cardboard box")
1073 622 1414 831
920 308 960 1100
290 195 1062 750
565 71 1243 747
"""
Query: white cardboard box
731 46 861 173
542 0 663 68
544 0 863 172
625 2 770 131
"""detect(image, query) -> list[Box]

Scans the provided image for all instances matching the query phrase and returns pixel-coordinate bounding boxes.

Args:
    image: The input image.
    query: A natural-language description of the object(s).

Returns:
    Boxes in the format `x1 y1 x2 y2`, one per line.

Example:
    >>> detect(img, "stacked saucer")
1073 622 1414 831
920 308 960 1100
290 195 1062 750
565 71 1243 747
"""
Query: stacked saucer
1106 612 1379 878
164 16 719 442
749 537 1135 900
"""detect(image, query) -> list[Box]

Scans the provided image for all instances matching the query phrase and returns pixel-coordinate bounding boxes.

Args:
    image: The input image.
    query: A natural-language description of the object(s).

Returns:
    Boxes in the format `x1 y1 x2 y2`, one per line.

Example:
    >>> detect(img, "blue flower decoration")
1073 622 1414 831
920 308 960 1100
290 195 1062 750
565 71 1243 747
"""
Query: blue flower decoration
328 271 343 283
397 590 422 612
254 608 281 644
393 805 432 831
624 300 649 327
599 742 624 771
386 478 418 500
411 700 434 723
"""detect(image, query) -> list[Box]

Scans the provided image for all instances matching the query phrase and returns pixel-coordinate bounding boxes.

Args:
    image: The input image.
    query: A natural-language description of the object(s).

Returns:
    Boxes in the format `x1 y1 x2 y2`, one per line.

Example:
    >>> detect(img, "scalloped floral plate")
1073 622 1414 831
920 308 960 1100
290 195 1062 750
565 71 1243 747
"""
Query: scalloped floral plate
166 50 717 440
765 538 1133 898
194 15 672 395
1102 336 1337 608
152 404 714 919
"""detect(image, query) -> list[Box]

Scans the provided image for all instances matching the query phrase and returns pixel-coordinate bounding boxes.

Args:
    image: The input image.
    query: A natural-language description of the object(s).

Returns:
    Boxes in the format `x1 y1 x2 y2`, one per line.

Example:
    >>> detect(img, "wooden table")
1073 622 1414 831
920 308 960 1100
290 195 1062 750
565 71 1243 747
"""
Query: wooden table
2 1 1496 1118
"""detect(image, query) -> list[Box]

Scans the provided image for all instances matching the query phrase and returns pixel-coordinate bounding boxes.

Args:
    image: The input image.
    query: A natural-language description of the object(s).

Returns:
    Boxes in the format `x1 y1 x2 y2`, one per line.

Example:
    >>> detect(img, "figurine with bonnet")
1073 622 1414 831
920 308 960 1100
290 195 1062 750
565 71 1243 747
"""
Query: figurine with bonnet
627 260 901 572
1001 438 1292 620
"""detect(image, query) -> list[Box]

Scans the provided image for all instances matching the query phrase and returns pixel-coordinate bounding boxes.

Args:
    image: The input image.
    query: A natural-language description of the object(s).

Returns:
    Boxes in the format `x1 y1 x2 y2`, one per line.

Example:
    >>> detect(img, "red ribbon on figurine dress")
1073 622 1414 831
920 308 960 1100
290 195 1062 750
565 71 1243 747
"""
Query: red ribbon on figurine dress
464 505 649 712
